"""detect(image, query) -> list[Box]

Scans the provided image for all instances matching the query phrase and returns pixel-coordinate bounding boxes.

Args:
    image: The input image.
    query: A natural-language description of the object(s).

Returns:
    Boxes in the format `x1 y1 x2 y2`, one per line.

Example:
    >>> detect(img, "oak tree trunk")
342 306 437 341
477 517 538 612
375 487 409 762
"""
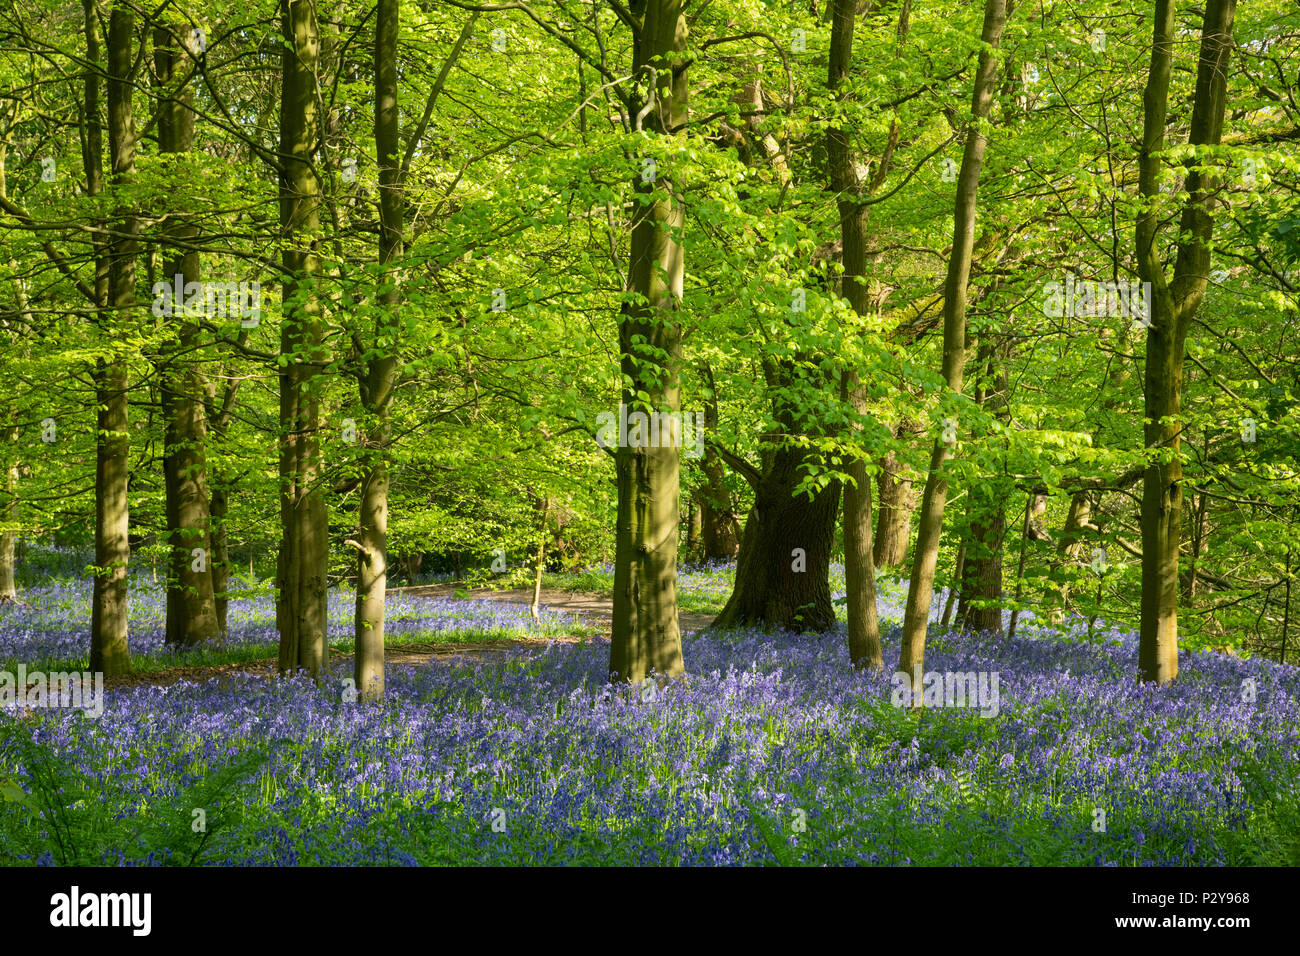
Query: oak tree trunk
715 428 842 634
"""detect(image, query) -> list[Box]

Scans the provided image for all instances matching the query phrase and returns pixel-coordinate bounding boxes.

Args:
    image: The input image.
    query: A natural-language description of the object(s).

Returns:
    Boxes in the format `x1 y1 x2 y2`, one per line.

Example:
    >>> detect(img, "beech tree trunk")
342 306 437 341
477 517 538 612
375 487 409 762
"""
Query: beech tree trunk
898 0 1006 687
206 363 243 636
210 486 230 633
277 0 330 678
1135 0 1235 684
90 1 138 676
697 375 740 560
156 19 220 647
0 426 17 600
958 492 1006 634
956 342 1009 635
827 0 885 669
609 0 688 685
1046 491 1092 624
874 437 915 568
685 498 700 557
1282 533 1292 665
354 0 403 701
1182 489 1209 603
529 497 548 620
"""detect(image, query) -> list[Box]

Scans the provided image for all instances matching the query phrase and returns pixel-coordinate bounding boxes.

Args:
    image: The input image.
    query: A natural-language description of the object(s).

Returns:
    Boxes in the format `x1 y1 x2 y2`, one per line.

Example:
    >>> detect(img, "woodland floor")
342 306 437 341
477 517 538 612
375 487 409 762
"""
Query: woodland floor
8 564 1297 866
102 585 716 689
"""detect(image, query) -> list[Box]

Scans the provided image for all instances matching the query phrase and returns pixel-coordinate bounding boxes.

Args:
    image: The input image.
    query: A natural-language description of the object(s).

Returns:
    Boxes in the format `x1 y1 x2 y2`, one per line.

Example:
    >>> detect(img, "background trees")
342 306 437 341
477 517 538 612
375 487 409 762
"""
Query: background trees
0 0 1296 683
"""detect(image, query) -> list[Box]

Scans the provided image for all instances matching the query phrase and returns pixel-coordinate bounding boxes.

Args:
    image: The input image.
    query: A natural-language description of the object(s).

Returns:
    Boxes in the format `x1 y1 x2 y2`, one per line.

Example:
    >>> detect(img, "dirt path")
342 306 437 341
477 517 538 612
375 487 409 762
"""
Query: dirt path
392 583 717 635
105 587 715 689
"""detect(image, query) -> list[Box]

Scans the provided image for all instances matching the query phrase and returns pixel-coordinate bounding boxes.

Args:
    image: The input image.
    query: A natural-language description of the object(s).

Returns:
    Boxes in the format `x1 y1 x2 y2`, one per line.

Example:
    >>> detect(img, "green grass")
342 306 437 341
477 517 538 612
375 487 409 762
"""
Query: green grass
539 567 616 594
540 564 735 615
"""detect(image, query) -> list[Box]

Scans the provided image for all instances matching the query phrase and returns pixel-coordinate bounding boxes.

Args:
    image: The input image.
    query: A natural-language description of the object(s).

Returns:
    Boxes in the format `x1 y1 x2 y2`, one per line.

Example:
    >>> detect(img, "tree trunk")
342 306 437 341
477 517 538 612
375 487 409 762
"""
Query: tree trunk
1182 489 1209 603
277 0 330 678
1006 493 1036 641
956 343 1008 635
0 426 18 600
940 539 965 628
156 19 220 647
713 436 841 633
1046 490 1092 623
206 373 242 636
841 427 881 664
957 491 1006 634
898 0 1006 687
828 0 882 669
874 439 914 568
609 0 689 685
1282 535 1292 665
91 356 131 676
698 365 740 560
350 0 404 701
90 1 138 676
685 498 700 558
353 446 389 697
530 498 548 620
210 486 229 633
1135 0 1235 684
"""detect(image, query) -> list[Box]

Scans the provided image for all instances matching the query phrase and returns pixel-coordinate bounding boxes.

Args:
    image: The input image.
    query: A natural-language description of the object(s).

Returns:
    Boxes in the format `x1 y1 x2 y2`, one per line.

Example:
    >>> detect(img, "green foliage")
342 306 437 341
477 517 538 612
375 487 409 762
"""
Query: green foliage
0 722 269 866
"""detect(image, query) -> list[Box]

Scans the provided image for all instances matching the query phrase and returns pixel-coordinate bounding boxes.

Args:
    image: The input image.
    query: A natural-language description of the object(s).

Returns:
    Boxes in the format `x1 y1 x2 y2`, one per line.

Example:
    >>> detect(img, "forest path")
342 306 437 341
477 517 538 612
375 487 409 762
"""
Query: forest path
104 587 715 689
392 582 717 636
